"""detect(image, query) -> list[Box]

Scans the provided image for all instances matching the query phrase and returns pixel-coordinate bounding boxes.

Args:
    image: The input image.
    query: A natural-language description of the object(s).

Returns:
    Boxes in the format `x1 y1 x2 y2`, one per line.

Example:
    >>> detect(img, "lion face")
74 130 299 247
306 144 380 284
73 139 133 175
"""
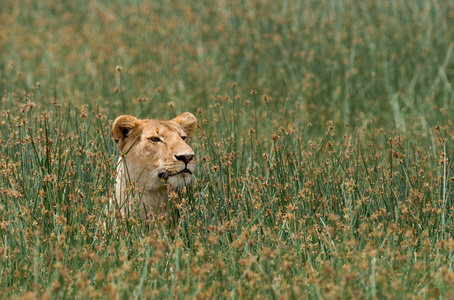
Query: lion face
112 112 197 191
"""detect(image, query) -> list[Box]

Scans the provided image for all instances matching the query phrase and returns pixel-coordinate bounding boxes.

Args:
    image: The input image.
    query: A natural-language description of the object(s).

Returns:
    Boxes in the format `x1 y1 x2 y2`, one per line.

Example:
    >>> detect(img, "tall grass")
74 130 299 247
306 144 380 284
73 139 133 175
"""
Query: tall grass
1 0 454 298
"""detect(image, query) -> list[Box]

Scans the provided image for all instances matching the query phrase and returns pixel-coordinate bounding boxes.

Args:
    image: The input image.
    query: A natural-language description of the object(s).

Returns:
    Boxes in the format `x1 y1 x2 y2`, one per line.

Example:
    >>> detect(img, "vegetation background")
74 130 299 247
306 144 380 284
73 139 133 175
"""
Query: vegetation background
1 0 454 298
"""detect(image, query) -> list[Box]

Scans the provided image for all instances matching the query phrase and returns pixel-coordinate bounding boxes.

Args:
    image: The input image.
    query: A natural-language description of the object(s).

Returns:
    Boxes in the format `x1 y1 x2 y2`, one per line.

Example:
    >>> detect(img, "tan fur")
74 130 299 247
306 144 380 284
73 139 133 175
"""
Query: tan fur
111 112 197 219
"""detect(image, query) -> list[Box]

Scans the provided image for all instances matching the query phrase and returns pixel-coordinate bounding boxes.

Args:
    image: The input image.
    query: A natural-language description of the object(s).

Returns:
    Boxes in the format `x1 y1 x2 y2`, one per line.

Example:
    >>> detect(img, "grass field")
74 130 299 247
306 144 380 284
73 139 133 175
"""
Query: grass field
1 0 454 298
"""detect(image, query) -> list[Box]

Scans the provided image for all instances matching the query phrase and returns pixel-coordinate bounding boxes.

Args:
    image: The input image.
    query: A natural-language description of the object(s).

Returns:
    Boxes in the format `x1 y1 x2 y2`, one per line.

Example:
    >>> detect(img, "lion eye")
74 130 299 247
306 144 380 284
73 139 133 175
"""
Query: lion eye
149 137 162 143
181 136 188 141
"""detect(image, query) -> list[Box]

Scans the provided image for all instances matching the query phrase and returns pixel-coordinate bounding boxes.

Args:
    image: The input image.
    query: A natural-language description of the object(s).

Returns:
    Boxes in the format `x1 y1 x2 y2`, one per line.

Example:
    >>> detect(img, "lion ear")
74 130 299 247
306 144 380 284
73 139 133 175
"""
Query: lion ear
112 115 142 150
172 112 197 137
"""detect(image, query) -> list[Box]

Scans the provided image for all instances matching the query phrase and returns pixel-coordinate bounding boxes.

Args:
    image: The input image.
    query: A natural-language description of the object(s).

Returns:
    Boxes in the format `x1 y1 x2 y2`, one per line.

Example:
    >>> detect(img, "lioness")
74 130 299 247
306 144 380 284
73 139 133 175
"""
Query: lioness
111 112 197 219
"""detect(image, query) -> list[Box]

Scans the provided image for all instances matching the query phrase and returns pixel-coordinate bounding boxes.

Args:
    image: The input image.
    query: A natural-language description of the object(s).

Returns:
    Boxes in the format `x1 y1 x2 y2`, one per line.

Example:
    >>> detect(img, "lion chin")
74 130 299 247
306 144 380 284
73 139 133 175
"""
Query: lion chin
110 112 197 220
167 172 193 189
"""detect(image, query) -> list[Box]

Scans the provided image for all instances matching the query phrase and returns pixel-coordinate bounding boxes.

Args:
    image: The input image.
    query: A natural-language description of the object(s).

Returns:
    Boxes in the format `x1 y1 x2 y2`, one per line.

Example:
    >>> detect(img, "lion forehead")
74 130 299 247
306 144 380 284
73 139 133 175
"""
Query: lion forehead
141 120 183 137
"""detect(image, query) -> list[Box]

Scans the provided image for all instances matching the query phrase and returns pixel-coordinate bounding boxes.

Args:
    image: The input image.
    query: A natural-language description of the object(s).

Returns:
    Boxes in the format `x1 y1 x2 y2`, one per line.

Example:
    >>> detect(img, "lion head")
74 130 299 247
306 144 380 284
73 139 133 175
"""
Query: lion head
112 112 197 216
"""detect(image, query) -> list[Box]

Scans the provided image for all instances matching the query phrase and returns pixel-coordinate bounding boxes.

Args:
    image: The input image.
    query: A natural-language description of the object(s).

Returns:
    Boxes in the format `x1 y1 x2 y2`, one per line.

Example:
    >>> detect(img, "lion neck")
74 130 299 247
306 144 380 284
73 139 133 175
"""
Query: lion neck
115 157 169 219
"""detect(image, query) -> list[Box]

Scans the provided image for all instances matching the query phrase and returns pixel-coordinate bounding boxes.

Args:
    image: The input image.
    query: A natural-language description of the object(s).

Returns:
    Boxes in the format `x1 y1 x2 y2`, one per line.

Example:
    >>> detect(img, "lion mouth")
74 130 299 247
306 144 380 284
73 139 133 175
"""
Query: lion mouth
158 169 192 180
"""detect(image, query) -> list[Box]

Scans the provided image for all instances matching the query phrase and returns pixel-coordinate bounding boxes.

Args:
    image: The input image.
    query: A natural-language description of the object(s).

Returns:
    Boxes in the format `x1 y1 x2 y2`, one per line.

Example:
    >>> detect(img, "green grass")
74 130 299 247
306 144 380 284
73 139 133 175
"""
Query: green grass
1 0 454 298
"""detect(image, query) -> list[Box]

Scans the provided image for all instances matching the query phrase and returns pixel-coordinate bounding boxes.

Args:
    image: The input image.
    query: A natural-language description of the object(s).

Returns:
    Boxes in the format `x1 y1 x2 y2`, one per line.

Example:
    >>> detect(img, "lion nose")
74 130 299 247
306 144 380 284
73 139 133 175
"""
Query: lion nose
175 154 194 164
